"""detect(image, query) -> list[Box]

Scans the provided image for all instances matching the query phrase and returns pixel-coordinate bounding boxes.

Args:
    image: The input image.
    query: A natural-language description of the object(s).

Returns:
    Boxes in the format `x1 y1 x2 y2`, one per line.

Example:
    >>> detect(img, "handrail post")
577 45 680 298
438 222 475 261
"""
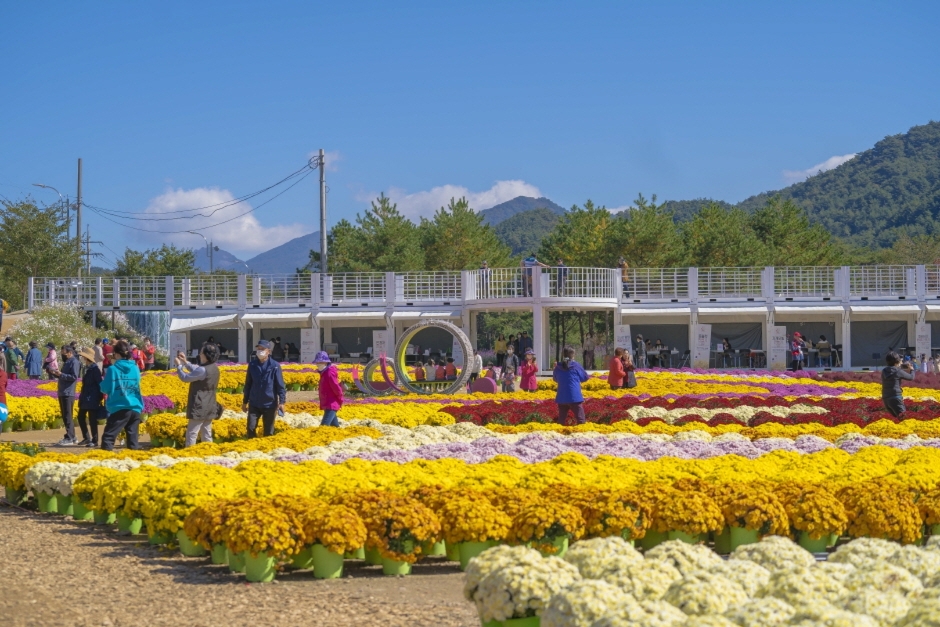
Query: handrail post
237 274 247 308
461 270 472 302
688 268 699 305
386 272 397 305
112 278 121 308
914 266 925 300
763 267 775 303
311 273 321 306
840 266 851 302
27 277 35 310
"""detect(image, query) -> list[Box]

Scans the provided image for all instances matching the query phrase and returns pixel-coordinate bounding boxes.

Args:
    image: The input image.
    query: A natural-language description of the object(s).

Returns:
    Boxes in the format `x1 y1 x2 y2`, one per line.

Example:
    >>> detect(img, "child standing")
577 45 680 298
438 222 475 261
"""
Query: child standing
520 349 539 392
314 351 344 427
882 351 915 418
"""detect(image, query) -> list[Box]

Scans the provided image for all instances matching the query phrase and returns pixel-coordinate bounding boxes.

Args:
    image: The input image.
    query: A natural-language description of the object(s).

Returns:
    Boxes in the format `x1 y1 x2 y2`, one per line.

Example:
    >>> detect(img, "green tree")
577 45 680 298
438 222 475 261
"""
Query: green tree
749 197 845 266
321 194 425 272
493 207 561 256
114 244 196 276
419 197 512 270
0 199 82 309
537 200 616 267
608 194 687 267
879 233 940 265
681 203 766 267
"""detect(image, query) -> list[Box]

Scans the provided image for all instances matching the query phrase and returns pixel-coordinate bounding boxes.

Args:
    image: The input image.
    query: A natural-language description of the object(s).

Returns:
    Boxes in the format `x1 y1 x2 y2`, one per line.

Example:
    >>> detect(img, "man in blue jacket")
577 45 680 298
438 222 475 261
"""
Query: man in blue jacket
241 340 286 437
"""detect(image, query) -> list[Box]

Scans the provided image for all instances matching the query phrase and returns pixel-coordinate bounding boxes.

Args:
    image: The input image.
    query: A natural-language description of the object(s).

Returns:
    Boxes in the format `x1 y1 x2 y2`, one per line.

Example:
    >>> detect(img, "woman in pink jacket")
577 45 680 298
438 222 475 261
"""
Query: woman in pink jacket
520 349 539 393
314 351 344 427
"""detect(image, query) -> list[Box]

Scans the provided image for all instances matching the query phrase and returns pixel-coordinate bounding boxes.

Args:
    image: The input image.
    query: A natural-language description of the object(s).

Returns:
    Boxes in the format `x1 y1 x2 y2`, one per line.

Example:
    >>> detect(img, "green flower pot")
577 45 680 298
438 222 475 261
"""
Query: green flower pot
638 529 667 550
163 438 177 448
244 553 276 582
422 540 447 557
620 529 636 545
446 541 461 562
235 385 244 394
56 493 73 516
537 536 568 558
729 526 760 551
828 533 840 547
290 383 302 392
37 492 58 514
19 421 32 431
54 419 64 429
71 496 93 521
4 484 25 505
344 547 366 560
798 531 829 554
94 510 116 525
667 530 703 544
481 621 502 627
1 421 12 433
148 530 173 545
714 527 732 554
177 530 207 557
311 544 345 579
291 546 314 569
459 541 494 571
227 547 246 573
381 556 412 576
504 617 540 627
116 513 143 535
365 547 383 565
211 543 228 565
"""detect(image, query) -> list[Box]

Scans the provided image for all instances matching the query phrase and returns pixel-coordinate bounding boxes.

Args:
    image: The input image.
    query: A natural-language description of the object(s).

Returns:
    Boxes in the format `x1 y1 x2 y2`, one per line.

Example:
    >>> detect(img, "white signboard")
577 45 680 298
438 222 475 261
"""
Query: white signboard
916 323 932 362
300 328 319 363
614 325 632 353
452 336 464 366
170 333 188 359
372 330 389 357
769 326 789 371
692 324 712 369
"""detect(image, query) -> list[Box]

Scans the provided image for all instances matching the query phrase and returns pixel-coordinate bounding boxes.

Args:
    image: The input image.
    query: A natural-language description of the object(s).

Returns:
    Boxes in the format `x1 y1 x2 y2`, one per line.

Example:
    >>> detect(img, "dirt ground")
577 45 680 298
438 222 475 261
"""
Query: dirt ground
0 502 478 627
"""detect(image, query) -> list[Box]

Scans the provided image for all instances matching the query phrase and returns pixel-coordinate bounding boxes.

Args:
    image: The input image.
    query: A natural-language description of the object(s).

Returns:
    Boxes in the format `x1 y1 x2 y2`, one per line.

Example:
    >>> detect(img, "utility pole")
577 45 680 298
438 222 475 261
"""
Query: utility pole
319 148 327 273
76 158 83 278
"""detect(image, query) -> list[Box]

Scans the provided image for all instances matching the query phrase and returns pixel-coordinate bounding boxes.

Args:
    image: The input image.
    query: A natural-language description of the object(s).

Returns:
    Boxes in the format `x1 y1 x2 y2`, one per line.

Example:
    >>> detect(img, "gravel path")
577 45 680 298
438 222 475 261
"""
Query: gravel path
0 503 477 627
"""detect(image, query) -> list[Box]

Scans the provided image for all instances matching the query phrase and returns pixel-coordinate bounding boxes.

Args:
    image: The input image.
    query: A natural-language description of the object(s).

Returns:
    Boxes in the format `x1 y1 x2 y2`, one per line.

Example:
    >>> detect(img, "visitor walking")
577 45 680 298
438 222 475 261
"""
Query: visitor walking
272 337 285 362
101 338 113 369
43 342 58 379
76 347 104 447
520 349 538 393
24 341 42 380
3 338 21 380
143 338 156 370
635 334 647 368
175 343 222 447
618 257 631 297
100 340 144 451
521 253 549 297
502 346 520 393
882 351 915 418
469 349 483 384
130 343 146 372
314 351 343 427
790 333 804 372
494 334 507 368
553 346 589 424
608 347 627 389
583 333 596 370
518 331 533 355
479 260 491 298
93 338 105 365
49 345 81 446
241 340 286 438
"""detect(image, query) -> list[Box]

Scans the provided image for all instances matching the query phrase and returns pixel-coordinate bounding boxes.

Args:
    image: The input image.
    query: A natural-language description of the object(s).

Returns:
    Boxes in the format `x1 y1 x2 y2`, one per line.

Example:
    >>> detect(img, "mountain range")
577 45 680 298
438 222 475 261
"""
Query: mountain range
193 232 320 274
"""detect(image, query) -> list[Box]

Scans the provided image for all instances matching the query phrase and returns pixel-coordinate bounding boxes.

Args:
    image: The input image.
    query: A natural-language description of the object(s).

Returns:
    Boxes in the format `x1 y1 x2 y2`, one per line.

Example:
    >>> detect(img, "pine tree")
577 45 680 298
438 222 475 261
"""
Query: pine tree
419 197 512 270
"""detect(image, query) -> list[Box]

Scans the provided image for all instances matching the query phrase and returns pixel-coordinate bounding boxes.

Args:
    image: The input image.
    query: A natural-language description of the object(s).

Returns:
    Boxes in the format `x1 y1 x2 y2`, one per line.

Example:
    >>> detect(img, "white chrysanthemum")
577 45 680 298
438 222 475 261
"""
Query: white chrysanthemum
923 537 940 553
645 540 723 576
829 537 900 568
897 598 940 627
837 589 910 625
758 567 845 606
787 606 880 627
663 574 748 616
591 599 687 627
723 597 795 627
463 544 545 601
843 562 923 597
684 617 738 627
890 546 940 584
565 536 644 578
814 561 856 583
599 557 682 601
701 559 771 597
474 557 581 622
542 580 637 627
730 536 815 573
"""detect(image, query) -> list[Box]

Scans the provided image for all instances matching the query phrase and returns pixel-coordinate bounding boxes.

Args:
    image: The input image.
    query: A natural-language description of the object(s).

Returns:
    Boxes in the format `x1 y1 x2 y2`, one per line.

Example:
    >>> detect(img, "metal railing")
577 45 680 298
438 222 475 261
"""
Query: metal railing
925 266 940 295
470 268 527 299
627 268 690 299
774 266 838 298
252 275 312 304
699 267 763 298
113 277 167 307
397 271 461 301
32 278 99 307
849 266 912 297
327 273 386 303
188 275 239 306
546 267 619 299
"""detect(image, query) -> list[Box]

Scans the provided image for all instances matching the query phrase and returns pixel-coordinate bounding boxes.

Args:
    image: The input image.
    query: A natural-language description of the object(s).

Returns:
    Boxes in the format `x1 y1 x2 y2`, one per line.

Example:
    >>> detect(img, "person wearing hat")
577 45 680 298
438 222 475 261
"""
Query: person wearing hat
520 348 539 393
49 345 82 445
76 347 105 447
242 340 286 437
175 342 222 446
314 351 343 427
43 342 58 379
790 332 804 372
24 341 43 379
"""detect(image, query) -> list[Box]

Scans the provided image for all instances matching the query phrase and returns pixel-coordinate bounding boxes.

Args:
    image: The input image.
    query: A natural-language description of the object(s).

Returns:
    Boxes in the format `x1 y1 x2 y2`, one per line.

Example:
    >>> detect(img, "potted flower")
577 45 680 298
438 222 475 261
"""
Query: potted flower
183 498 258 566
473 551 581 626
220 500 304 582
508 500 584 558
785 486 848 552
581 490 652 544
839 482 921 545
438 496 511 570
74 466 121 525
719 490 789 551
332 490 399 566
657 491 723 544
302 505 367 579
268 495 329 569
374 496 441 576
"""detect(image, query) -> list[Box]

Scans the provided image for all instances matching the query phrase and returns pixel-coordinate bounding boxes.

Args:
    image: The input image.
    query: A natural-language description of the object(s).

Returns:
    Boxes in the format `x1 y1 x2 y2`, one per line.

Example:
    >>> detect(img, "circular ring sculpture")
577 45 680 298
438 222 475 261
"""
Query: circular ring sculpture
355 319 474 396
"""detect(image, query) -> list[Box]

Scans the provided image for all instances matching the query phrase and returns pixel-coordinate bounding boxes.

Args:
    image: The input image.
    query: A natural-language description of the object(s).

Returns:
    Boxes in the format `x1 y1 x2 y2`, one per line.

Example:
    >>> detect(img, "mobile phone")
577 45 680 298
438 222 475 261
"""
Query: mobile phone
277 408 284 417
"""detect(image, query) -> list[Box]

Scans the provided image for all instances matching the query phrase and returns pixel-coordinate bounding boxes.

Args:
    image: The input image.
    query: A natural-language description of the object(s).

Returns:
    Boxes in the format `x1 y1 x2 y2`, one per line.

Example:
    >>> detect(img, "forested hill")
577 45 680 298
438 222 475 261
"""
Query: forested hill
493 207 562 256
478 196 566 225
736 121 940 248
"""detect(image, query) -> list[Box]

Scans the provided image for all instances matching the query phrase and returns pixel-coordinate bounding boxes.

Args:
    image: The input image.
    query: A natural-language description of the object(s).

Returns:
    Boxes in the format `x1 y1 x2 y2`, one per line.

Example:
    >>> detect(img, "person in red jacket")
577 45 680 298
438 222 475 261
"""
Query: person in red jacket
608 347 627 389
130 344 146 372
435 362 446 380
314 351 344 427
520 349 539 392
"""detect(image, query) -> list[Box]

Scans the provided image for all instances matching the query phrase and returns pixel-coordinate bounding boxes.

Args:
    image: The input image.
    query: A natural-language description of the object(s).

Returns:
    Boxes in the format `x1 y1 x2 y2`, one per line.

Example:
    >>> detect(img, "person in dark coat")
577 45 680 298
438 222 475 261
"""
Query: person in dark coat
242 340 286 437
176 342 221 446
882 351 915 418
553 346 589 425
24 341 43 379
49 345 81 445
76 347 104 447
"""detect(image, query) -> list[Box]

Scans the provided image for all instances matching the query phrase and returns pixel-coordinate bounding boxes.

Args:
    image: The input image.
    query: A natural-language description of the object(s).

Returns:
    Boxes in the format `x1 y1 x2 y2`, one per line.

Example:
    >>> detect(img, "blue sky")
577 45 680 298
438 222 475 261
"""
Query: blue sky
1 1 938 261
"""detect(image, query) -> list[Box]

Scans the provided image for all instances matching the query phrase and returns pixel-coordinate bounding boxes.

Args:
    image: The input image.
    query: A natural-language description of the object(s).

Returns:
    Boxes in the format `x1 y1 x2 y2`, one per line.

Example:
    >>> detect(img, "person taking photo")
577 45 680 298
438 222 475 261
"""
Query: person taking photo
175 342 222 447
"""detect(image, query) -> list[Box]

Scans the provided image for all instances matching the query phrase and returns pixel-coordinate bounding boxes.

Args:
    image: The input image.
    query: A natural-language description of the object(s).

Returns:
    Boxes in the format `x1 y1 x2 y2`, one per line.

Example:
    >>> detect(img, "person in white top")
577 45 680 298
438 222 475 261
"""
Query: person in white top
469 349 484 384
425 359 437 381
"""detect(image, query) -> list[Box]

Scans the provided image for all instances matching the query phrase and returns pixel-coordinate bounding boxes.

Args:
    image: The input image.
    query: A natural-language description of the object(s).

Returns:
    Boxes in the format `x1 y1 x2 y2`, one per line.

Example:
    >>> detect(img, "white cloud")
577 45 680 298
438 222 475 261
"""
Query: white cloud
783 153 856 184
135 187 306 257
357 180 542 220
606 205 632 214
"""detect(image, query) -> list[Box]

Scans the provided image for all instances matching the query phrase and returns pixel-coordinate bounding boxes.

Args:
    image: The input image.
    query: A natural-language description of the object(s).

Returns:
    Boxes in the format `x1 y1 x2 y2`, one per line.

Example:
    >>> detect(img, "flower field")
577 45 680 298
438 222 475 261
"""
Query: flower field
5 367 940 624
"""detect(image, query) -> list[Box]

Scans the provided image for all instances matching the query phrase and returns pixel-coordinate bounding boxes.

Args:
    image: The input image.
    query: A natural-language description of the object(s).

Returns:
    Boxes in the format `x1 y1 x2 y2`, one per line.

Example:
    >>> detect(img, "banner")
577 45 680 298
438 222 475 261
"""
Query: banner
452 335 464 366
372 330 389 357
614 325 632 353
769 326 788 371
300 328 319 363
169 333 187 359
916 323 932 362
691 324 712 369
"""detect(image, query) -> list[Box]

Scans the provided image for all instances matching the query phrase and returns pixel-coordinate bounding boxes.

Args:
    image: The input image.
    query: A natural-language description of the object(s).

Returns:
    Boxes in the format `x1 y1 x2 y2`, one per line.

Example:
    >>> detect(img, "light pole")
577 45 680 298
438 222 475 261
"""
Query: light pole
188 231 217 273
